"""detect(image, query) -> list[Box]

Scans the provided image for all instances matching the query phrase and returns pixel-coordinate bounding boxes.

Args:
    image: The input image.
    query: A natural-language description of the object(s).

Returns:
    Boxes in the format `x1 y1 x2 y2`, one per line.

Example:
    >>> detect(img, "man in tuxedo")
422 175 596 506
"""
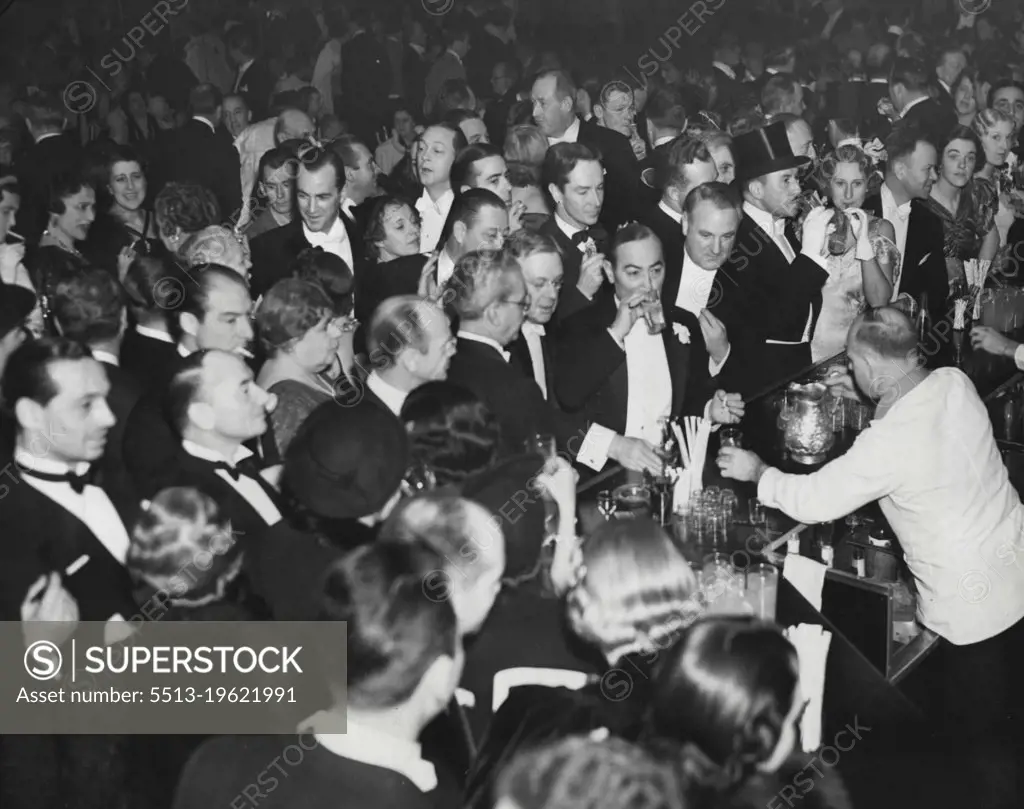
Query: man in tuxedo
889 57 957 144
122 266 256 494
554 224 743 446
531 69 642 231
226 25 273 121
990 80 1024 162
446 248 665 474
863 125 947 327
640 136 718 309
0 338 137 622
221 94 252 142
51 269 141 492
934 46 967 107
358 189 508 325
14 92 81 244
157 350 282 543
250 146 364 298
155 83 241 224
538 143 610 322
335 135 381 240
0 280 33 380
341 295 456 417
716 121 832 397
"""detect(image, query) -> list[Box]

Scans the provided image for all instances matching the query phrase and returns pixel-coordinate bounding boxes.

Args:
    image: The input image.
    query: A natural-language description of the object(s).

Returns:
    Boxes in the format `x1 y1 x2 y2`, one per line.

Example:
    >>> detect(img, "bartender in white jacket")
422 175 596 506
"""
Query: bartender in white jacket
721 307 1024 809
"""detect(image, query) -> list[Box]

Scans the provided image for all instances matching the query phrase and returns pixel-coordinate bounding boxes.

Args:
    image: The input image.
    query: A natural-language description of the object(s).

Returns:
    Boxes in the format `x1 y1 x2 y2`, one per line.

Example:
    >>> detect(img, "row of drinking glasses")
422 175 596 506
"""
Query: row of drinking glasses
700 553 778 620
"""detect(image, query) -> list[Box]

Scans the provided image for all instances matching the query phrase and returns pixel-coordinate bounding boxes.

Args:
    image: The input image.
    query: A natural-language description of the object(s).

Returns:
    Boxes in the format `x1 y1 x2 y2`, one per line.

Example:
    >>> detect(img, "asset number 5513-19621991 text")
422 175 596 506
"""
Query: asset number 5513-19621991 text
149 686 296 704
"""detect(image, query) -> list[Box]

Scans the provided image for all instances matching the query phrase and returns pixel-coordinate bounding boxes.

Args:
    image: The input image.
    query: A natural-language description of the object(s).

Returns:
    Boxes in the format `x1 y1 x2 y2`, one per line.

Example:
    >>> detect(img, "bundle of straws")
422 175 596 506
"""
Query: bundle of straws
963 259 991 321
670 416 712 505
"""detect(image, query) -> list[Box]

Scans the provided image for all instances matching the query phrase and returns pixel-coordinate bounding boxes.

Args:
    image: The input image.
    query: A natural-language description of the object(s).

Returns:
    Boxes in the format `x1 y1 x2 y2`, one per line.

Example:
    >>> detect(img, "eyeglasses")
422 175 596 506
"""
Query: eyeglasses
499 297 530 312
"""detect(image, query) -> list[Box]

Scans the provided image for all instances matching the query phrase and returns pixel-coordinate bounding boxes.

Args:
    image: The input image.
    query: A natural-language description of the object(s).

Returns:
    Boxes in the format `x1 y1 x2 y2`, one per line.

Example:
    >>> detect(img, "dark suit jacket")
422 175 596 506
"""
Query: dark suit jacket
507 329 557 403
353 253 427 337
0 459 138 621
864 193 948 326
898 97 957 143
537 216 606 323
234 59 274 121
717 213 829 397
249 218 366 299
640 202 685 310
484 89 518 149
554 289 710 434
155 118 241 224
99 359 143 495
859 79 893 141
120 329 180 395
578 118 643 232
446 337 558 455
145 54 198 114
342 31 392 142
14 133 83 243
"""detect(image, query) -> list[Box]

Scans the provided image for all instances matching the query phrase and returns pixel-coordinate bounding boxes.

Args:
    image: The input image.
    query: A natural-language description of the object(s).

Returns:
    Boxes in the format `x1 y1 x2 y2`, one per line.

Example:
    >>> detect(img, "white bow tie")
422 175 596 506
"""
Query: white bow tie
521 322 546 337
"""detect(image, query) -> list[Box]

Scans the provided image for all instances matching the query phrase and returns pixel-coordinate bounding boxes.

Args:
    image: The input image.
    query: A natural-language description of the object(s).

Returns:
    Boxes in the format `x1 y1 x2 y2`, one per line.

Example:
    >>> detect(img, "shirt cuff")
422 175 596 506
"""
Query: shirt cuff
701 398 721 431
1014 343 1024 371
800 249 830 272
708 344 730 377
576 424 615 471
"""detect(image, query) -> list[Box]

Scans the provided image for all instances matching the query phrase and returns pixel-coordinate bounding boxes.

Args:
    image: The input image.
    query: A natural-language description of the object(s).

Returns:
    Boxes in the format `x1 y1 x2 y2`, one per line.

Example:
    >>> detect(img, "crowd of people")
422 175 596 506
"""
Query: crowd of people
2 0 1024 807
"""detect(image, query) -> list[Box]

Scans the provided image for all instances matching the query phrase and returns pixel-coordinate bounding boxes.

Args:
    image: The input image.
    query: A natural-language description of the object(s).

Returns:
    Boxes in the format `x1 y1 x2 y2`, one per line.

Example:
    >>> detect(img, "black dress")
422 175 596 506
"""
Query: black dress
82 208 164 276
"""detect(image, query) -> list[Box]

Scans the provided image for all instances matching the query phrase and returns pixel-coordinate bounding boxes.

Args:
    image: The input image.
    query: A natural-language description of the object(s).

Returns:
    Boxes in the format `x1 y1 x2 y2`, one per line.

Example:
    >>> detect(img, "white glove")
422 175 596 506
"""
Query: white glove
846 209 874 262
800 207 836 260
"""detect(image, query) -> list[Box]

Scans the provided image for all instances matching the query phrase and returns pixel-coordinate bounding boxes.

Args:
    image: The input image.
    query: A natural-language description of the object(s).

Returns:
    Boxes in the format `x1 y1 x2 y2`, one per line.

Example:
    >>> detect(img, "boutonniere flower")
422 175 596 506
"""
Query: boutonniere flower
672 323 691 344
578 236 597 257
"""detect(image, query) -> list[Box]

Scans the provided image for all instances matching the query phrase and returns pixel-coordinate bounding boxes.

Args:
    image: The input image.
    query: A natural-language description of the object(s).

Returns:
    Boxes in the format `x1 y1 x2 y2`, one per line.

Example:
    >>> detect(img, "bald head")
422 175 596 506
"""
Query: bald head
274 109 315 145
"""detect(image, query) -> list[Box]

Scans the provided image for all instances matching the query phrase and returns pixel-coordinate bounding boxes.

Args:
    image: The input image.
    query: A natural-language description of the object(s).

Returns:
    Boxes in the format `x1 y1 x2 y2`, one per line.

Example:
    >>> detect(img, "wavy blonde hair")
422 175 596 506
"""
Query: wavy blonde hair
566 518 700 663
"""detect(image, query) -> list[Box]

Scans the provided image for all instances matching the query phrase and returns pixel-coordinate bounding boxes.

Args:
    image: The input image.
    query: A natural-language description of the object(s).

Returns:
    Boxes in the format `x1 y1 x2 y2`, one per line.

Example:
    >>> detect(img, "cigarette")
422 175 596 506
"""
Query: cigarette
7 230 24 243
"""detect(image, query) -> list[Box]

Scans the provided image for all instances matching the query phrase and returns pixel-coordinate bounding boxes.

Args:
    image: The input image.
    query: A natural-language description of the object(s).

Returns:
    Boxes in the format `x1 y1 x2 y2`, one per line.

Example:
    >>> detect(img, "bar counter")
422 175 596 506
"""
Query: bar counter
576 324 1024 687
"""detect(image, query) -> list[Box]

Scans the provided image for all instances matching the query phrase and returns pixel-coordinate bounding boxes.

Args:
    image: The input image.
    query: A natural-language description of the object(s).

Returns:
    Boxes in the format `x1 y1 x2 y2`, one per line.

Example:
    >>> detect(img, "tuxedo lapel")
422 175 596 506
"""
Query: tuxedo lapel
663 324 691 416
540 334 557 404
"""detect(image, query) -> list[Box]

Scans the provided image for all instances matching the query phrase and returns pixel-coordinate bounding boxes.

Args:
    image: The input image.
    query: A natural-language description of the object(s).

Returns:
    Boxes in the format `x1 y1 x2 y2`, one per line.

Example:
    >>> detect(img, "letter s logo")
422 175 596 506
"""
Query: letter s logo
24 641 63 681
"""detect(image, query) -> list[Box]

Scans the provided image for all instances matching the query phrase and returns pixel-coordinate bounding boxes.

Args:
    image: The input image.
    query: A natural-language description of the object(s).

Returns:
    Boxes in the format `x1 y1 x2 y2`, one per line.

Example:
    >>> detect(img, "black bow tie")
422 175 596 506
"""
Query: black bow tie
213 457 261 481
571 225 608 249
21 466 96 494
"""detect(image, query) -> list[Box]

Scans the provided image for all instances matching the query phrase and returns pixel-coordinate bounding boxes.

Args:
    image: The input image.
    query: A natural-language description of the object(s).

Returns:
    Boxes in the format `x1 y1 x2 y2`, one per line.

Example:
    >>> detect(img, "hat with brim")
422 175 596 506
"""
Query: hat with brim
283 398 410 521
732 121 811 184
0 284 36 338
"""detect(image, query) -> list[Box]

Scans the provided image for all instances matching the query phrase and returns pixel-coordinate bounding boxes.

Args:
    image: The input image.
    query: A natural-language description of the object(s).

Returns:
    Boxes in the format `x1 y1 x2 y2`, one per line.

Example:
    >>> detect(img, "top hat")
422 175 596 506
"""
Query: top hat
0 283 36 339
732 121 811 183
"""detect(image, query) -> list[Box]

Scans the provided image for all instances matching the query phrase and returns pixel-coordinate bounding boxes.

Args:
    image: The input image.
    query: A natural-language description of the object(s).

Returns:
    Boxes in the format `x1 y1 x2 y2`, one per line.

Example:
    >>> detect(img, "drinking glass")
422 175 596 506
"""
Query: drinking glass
597 490 616 520
746 563 779 621
641 290 666 334
702 553 746 614
704 486 722 506
719 428 743 448
402 463 437 496
720 491 740 526
706 511 726 548
748 498 766 527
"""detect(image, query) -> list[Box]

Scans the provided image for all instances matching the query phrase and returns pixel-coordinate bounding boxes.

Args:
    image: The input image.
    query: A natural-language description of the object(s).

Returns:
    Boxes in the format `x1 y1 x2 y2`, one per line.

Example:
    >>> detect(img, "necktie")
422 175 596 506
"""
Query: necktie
772 219 796 263
21 465 96 494
214 457 261 482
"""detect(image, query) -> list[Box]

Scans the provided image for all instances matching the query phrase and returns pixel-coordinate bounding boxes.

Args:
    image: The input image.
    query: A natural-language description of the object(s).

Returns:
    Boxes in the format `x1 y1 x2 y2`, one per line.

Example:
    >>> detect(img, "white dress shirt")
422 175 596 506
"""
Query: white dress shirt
312 721 436 792
417 189 455 254
758 369 1024 646
182 440 282 526
743 202 813 343
436 248 456 289
880 183 911 284
136 324 173 344
547 117 581 146
609 306 673 445
16 450 131 564
233 58 255 92
304 215 353 270
520 321 548 399
365 371 409 416
900 95 929 117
